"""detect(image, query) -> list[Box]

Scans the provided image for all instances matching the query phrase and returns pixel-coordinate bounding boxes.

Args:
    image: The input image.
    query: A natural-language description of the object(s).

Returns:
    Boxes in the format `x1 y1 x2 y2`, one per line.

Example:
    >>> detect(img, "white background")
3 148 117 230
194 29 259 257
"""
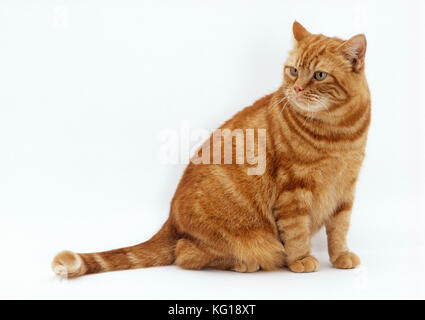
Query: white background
1 0 424 299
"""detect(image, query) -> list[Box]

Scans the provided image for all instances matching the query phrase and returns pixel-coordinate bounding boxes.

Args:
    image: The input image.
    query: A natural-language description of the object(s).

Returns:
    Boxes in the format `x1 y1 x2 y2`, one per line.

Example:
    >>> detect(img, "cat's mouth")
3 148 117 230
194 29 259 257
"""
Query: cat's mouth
282 87 329 113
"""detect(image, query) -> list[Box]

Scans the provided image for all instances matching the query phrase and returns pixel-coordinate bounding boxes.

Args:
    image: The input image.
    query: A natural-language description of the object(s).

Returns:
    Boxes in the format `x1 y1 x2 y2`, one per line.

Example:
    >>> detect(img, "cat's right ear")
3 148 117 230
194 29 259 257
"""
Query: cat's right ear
293 21 311 42
339 34 367 72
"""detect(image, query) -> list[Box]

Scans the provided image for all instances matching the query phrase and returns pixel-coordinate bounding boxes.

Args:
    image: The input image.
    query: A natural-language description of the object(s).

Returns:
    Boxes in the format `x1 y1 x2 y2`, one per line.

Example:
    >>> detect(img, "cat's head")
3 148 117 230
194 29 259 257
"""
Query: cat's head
282 21 367 112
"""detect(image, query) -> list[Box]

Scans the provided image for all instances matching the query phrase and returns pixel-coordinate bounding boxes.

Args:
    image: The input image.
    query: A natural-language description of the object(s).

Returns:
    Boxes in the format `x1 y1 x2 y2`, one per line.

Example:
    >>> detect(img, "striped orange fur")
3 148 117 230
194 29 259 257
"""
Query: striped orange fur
52 21 370 277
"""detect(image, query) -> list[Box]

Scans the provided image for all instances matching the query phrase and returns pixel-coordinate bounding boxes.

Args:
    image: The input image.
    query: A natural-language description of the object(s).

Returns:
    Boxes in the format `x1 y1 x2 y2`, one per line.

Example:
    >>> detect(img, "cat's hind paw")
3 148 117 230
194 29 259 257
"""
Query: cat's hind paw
231 261 260 273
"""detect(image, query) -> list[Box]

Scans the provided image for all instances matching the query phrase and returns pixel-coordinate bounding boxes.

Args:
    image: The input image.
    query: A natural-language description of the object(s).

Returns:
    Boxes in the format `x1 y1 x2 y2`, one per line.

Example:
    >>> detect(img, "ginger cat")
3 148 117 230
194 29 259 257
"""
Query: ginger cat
52 21 370 277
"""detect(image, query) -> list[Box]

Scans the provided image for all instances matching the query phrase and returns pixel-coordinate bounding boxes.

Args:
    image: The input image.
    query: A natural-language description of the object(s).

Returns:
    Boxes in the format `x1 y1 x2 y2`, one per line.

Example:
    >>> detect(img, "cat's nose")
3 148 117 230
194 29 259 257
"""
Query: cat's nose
294 85 303 94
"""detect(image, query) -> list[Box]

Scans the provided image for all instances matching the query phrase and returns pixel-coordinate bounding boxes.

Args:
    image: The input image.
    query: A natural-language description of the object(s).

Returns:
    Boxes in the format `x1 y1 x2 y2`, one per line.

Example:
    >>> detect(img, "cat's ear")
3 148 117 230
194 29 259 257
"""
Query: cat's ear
340 34 367 72
292 21 311 42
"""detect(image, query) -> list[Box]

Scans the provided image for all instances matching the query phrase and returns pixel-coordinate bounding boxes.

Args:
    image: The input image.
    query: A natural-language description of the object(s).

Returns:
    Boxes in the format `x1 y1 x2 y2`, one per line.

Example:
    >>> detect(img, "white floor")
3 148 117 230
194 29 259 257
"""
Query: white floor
1 198 424 300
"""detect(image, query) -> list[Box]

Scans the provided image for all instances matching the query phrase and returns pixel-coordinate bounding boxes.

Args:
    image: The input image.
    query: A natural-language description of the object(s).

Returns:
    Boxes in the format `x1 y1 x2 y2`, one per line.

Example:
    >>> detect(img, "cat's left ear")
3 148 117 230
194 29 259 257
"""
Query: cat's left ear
293 21 311 42
340 34 367 72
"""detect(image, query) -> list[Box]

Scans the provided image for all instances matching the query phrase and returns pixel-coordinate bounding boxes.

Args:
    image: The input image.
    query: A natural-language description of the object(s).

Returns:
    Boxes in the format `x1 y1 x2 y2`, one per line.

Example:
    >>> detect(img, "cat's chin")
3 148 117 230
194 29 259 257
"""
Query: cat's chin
290 99 324 113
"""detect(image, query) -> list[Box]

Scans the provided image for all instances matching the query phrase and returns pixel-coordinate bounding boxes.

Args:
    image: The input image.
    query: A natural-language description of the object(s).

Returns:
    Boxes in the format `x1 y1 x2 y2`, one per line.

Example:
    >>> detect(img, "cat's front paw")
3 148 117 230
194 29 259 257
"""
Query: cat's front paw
332 252 360 269
288 255 319 273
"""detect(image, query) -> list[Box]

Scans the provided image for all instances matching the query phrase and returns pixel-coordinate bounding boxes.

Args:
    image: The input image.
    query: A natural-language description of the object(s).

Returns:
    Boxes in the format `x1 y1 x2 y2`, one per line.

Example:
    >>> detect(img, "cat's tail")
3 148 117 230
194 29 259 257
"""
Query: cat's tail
51 220 177 278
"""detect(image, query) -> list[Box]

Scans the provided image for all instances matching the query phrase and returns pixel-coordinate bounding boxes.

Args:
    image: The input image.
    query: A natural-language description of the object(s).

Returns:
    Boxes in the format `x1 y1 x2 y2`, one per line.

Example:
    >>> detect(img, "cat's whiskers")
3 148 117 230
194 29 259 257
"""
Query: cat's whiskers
310 97 335 122
279 100 290 115
303 93 334 122
269 96 288 110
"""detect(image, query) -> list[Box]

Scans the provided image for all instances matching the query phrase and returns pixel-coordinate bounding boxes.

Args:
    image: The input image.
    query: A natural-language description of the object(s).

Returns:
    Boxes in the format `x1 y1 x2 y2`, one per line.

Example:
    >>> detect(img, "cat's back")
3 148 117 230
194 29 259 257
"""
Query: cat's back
170 93 278 234
218 93 273 130
173 93 274 196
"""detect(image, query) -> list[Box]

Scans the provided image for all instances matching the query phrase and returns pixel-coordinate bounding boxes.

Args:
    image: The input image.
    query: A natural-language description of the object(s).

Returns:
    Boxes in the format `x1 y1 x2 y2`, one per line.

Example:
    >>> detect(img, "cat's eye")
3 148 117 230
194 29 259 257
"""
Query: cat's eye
289 67 298 77
313 71 327 81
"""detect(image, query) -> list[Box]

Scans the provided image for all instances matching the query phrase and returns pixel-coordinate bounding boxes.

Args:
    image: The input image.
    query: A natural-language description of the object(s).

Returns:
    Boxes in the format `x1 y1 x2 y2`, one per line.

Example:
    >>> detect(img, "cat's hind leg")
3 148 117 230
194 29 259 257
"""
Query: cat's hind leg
174 238 218 270
210 259 260 273
174 238 260 272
